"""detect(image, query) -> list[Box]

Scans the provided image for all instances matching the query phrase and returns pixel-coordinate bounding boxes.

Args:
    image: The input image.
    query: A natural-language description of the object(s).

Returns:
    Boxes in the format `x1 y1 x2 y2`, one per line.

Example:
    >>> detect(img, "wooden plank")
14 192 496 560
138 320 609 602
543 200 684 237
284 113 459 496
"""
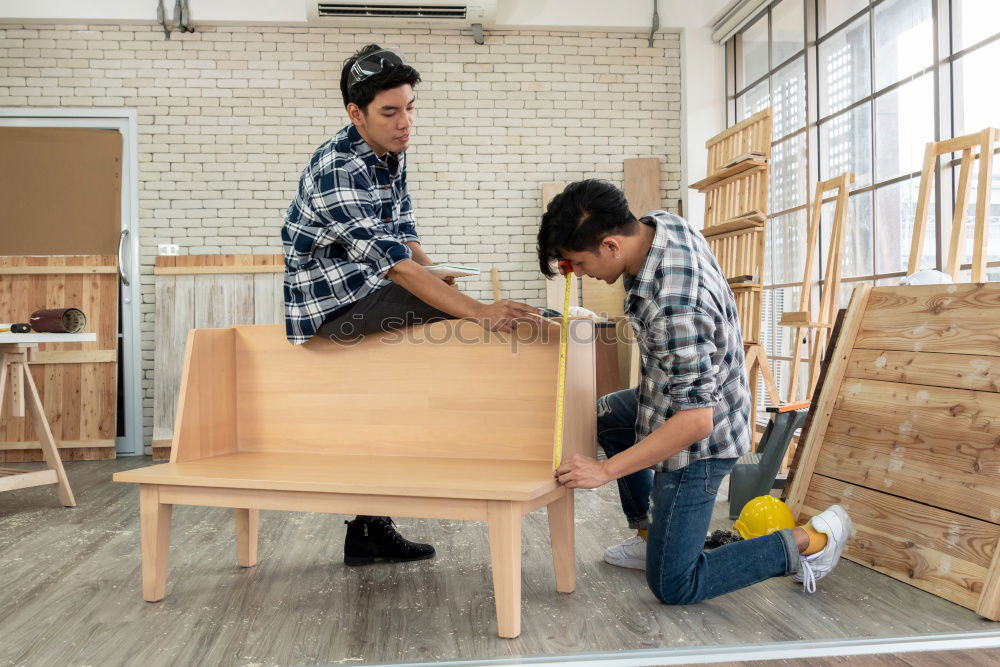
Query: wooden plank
689 160 766 192
818 407 1000 523
864 284 1000 322
623 157 661 217
0 439 116 451
0 266 118 275
169 328 238 463
800 475 1000 612
971 129 995 282
845 349 1000 393
979 536 1000 620
785 285 873 515
0 467 58 493
153 265 284 276
252 273 280 325
707 108 771 146
700 215 765 238
30 350 117 364
854 318 1000 356
835 377 1000 431
153 275 194 445
721 151 765 169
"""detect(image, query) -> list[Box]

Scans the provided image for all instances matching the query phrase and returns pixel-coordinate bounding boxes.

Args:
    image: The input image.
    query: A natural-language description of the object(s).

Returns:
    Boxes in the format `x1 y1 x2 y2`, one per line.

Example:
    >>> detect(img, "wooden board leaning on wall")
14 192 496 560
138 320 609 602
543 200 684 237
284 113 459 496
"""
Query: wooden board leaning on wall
785 283 1000 620
152 255 284 460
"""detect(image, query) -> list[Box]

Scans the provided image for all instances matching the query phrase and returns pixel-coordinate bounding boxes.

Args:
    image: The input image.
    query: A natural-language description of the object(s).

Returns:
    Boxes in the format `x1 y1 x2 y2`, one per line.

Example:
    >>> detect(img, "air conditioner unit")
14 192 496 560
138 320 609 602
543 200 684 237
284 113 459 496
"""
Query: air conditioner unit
306 0 497 29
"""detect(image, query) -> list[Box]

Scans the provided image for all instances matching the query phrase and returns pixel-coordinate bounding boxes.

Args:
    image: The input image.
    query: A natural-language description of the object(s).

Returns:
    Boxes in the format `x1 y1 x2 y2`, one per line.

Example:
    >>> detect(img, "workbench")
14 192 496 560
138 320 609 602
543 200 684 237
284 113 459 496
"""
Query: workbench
0 333 97 506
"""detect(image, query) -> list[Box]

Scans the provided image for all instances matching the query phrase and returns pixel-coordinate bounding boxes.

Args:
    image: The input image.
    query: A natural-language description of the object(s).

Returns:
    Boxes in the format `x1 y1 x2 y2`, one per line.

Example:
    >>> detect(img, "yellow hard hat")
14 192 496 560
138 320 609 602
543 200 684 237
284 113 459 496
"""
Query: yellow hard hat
733 495 796 539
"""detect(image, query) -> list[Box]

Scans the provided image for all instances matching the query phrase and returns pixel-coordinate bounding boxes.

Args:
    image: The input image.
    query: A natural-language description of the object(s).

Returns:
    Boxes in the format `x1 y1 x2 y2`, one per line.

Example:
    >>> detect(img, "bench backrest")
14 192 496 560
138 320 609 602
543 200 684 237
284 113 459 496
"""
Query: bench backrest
170 320 596 464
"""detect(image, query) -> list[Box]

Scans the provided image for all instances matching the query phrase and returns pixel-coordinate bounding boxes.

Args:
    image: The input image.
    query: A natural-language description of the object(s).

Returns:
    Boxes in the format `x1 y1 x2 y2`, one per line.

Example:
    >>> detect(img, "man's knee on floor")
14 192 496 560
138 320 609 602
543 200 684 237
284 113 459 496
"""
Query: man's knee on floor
647 566 702 605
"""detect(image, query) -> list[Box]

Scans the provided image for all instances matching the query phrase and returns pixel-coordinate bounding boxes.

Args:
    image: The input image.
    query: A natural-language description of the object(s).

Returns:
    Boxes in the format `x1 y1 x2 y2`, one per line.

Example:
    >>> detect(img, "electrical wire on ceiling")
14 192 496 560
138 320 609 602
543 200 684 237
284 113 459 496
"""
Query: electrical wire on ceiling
157 0 195 40
648 0 660 48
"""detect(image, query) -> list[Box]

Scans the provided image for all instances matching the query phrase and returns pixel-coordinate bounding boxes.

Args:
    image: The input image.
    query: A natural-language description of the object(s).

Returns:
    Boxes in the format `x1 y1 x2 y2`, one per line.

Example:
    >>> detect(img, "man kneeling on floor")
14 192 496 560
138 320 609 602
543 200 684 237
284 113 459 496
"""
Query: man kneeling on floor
537 179 850 602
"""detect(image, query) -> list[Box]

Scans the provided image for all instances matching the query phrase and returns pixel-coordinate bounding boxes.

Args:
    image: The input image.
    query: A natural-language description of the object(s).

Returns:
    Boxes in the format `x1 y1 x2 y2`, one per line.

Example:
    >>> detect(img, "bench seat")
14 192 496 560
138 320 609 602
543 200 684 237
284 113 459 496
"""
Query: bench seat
115 452 560 501
114 321 596 638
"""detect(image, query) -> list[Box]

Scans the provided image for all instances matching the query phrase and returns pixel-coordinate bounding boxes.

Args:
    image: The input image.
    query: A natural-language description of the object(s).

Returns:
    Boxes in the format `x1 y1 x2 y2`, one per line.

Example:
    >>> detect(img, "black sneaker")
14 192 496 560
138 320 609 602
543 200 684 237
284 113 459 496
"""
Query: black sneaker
343 516 436 566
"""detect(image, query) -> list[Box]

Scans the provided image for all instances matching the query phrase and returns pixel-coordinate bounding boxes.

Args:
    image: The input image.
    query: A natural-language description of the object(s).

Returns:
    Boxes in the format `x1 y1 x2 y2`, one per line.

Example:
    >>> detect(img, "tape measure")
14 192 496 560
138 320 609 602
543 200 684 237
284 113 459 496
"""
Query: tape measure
553 267 572 470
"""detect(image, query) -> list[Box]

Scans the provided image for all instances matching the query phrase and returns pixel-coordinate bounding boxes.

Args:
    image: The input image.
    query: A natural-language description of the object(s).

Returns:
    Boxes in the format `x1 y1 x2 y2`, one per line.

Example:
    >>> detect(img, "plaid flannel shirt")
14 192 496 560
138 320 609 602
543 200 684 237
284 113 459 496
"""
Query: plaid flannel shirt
624 211 752 471
282 124 419 344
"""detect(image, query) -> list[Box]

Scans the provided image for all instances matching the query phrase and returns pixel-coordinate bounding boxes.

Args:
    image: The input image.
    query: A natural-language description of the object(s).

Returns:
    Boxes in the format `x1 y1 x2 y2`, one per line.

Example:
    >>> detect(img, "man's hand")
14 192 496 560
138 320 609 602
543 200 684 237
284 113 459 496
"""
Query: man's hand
473 300 540 332
442 275 456 286
554 454 613 489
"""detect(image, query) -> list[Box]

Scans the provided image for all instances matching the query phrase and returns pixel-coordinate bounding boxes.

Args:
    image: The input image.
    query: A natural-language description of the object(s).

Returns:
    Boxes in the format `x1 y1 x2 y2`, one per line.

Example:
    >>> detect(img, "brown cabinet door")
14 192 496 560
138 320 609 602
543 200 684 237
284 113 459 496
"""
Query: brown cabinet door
0 256 119 461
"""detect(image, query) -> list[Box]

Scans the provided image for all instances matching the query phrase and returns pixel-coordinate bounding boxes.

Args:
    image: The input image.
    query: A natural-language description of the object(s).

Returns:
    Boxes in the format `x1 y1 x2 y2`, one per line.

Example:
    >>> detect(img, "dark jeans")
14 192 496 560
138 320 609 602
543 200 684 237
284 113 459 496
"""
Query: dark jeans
597 389 800 604
316 282 455 341
597 389 654 529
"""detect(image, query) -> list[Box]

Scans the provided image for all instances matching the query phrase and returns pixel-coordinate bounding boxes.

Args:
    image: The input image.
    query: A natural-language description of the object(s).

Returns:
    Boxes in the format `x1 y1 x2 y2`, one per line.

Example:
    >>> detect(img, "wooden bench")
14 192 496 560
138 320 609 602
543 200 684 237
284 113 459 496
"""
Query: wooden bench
114 319 595 638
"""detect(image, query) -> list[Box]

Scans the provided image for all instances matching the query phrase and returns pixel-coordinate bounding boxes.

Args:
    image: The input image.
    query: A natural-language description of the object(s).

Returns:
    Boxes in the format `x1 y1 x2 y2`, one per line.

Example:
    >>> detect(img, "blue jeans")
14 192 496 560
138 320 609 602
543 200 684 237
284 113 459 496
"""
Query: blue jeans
597 389 800 604
597 389 653 529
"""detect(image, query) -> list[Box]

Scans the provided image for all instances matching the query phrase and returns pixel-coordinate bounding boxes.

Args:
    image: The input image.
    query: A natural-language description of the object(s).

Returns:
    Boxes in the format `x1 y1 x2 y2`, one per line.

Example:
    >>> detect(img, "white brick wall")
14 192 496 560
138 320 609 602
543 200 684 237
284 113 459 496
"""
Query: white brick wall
0 24 682 448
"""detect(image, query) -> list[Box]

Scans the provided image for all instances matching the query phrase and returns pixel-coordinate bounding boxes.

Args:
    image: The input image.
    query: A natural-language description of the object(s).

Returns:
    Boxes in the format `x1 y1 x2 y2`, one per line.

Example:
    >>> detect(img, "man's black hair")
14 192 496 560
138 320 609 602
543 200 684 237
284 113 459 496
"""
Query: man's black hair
340 44 422 111
536 179 640 277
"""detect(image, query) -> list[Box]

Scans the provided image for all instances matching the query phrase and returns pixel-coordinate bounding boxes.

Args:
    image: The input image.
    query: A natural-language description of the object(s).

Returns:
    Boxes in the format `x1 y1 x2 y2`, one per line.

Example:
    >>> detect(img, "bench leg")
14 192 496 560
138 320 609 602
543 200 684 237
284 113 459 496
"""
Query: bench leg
235 508 259 567
487 500 522 639
139 484 172 602
546 489 575 593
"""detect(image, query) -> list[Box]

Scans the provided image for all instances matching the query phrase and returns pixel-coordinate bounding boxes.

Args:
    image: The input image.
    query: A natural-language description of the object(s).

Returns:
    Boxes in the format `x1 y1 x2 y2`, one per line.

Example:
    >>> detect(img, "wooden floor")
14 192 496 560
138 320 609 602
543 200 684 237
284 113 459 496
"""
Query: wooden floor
0 458 995 666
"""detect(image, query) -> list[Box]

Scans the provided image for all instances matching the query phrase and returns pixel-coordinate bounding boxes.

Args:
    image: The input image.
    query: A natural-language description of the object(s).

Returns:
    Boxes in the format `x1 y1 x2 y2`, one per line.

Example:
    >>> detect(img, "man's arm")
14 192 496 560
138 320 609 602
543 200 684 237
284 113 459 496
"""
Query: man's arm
405 241 433 266
555 408 713 488
555 304 722 488
388 259 536 331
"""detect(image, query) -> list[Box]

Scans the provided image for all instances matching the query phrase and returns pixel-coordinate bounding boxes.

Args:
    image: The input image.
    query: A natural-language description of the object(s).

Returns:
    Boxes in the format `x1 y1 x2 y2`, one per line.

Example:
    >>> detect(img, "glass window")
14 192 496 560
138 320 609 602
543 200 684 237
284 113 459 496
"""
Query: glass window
772 0 805 65
820 0 868 36
873 0 933 91
876 178 935 274
875 74 934 181
953 166 1000 264
737 79 770 122
819 15 871 117
771 133 808 212
741 14 770 88
771 286 801 354
771 209 809 284
952 40 1000 136
771 56 806 138
953 0 1000 50
820 103 873 188
821 191 873 279
728 0 1000 426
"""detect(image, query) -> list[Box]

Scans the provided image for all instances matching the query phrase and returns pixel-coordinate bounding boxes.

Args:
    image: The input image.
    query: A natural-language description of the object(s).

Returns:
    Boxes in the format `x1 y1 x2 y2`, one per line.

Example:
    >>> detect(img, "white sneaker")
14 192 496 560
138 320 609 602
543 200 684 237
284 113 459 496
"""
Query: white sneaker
794 505 852 593
603 534 647 570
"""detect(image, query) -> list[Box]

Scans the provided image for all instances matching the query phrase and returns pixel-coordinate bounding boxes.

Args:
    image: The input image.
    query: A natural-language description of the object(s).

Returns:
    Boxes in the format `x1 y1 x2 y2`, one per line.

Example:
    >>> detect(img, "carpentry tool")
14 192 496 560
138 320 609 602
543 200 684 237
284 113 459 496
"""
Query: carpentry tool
553 260 573 470
0 323 31 334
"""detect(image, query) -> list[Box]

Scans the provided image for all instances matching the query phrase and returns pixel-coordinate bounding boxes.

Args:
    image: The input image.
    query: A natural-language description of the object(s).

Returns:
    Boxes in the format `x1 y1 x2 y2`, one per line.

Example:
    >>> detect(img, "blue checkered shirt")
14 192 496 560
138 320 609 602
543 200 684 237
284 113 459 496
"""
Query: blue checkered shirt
624 212 752 471
282 124 419 344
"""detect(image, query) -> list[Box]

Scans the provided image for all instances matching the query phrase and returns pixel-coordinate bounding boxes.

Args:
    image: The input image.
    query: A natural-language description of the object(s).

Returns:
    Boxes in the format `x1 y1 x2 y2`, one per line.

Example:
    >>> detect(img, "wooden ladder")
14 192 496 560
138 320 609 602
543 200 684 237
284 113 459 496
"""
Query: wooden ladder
779 172 853 403
690 109 781 429
908 127 998 281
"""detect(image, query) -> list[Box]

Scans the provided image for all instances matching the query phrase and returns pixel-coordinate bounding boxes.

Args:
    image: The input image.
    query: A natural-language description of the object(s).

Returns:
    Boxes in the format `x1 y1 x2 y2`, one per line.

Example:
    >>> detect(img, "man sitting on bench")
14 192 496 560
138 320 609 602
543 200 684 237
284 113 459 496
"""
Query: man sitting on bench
282 45 538 566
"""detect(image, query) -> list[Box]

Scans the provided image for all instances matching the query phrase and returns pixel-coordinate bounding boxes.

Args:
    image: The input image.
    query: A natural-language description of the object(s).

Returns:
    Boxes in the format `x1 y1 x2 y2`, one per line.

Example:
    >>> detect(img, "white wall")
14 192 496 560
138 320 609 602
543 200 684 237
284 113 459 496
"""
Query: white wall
0 21 682 449
0 0 733 449
0 1 733 227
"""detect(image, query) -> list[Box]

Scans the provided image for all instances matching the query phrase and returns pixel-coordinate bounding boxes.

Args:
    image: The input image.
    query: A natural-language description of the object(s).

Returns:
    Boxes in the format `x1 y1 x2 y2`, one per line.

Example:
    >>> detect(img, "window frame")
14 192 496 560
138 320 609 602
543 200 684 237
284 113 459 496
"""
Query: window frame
723 0 1000 403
